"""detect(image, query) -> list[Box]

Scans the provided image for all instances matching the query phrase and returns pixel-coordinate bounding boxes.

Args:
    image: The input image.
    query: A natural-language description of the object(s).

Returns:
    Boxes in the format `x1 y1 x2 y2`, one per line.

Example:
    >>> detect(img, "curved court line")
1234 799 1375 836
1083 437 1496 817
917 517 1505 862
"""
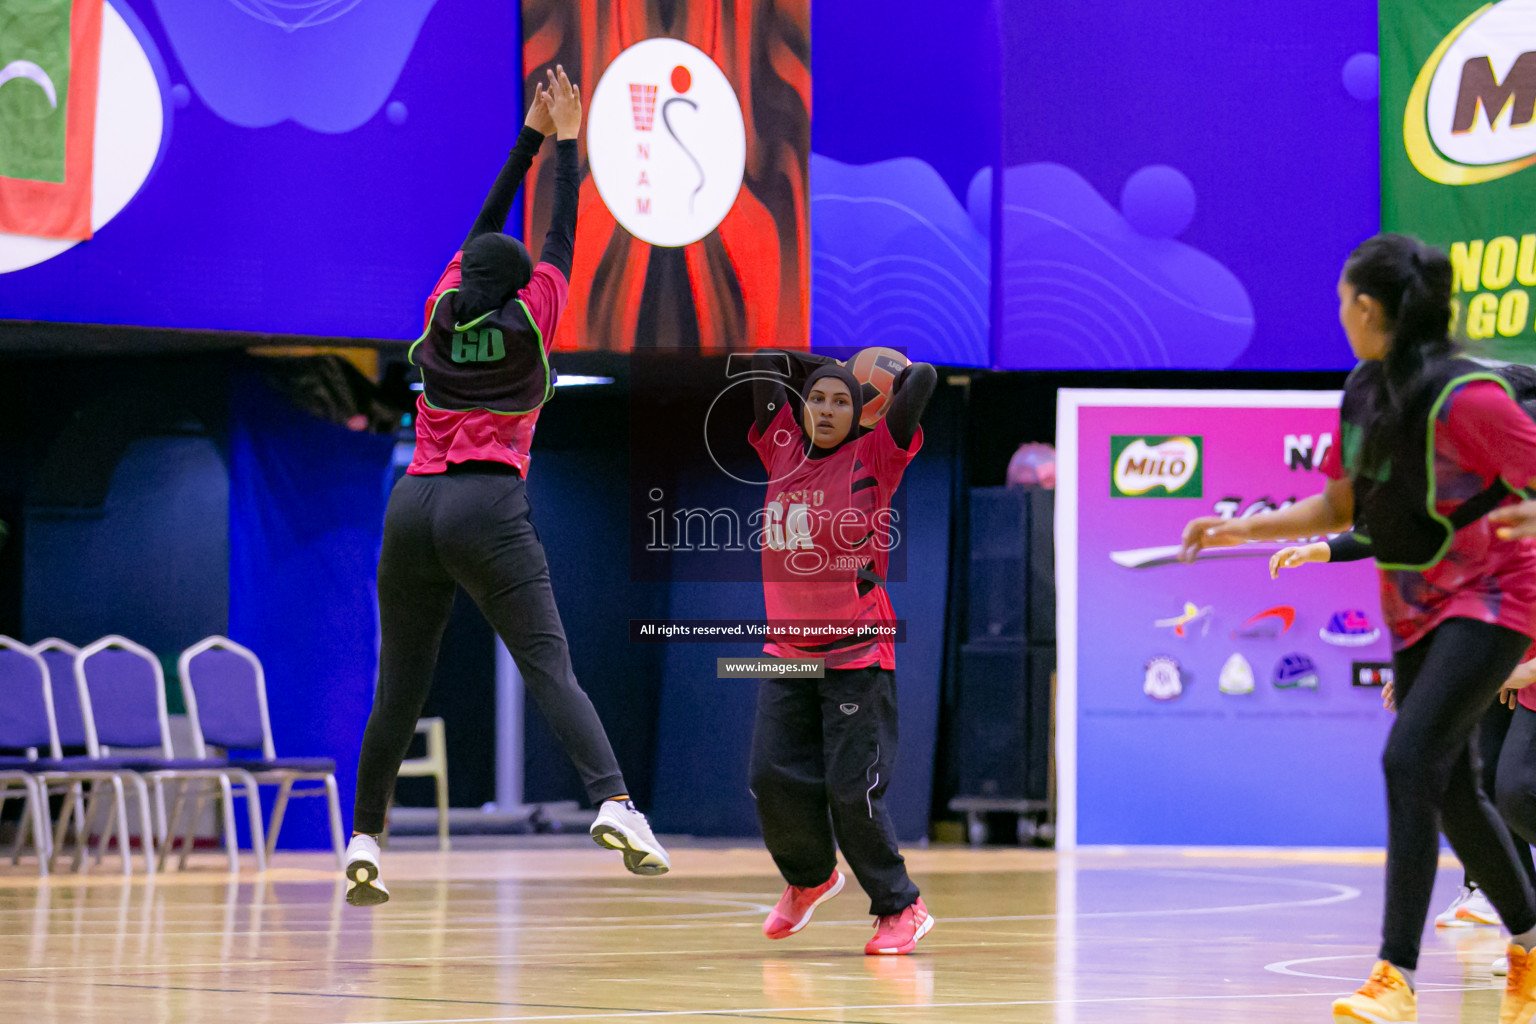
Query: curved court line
1266 950 1504 987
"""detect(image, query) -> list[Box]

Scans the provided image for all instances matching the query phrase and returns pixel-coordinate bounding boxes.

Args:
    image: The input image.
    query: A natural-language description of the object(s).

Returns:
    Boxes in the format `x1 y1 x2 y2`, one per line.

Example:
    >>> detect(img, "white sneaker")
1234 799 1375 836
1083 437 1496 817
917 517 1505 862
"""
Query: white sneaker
1458 887 1502 925
1494 955 1511 976
1436 885 1501 927
344 834 389 906
590 799 670 876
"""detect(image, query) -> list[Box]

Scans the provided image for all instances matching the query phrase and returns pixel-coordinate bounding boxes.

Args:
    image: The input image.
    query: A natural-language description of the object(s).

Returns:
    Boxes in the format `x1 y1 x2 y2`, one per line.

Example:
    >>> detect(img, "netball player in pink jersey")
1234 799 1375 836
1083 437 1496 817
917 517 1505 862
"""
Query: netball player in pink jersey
744 349 937 955
1181 234 1536 1022
342 70 667 906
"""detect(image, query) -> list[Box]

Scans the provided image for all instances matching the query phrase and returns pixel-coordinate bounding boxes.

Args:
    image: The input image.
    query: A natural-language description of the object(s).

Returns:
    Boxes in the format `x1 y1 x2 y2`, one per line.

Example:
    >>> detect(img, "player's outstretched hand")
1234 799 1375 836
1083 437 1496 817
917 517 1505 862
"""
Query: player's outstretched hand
1491 500 1536 540
1382 680 1395 712
1177 515 1251 563
546 65 582 140
1268 541 1330 579
1500 660 1536 709
525 82 554 135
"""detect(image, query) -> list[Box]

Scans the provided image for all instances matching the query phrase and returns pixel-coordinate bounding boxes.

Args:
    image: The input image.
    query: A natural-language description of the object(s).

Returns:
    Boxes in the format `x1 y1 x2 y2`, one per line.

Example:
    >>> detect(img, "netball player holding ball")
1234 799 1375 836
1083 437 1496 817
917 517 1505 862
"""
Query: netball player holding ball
1180 234 1536 1022
343 69 668 906
746 347 937 955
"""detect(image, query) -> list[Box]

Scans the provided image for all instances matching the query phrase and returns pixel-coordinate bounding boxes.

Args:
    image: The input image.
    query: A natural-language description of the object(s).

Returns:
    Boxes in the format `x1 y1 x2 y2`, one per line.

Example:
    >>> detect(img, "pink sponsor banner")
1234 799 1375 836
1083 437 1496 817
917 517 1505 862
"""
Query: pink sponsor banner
1056 390 1392 848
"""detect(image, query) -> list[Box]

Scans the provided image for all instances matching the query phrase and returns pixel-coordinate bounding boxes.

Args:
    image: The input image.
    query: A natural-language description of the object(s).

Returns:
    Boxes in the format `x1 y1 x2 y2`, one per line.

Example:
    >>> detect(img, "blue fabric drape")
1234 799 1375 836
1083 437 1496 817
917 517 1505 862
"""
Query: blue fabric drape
227 370 393 848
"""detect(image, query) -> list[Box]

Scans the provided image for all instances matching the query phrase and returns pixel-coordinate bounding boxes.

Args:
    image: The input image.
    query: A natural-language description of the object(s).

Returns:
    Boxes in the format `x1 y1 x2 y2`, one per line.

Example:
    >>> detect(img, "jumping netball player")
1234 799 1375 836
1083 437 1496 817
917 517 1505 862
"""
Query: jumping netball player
1179 234 1536 1022
343 69 667 906
1276 532 1536 975
745 348 938 955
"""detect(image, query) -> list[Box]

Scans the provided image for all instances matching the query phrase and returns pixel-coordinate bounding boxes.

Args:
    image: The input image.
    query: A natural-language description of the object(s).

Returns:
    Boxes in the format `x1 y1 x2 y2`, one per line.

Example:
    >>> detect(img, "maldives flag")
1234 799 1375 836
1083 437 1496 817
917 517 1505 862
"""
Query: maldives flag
0 0 102 240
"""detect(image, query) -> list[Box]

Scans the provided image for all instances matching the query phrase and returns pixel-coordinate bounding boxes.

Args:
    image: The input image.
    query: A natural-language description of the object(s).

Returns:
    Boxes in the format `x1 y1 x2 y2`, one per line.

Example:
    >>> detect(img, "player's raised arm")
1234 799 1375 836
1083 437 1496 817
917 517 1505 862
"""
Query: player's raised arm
538 66 582 278
883 362 936 449
462 82 553 248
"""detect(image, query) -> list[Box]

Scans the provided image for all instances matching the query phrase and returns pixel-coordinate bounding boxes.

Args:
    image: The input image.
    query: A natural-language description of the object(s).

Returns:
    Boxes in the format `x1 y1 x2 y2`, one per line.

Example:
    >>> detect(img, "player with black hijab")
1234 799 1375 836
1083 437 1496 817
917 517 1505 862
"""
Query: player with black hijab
745 348 938 955
343 69 668 907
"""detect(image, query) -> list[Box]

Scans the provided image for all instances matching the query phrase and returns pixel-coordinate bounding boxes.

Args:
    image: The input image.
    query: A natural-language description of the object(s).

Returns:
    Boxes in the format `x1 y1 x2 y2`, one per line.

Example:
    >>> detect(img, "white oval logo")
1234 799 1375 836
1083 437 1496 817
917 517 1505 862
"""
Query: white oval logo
586 38 746 248
1407 0 1536 184
1113 437 1198 496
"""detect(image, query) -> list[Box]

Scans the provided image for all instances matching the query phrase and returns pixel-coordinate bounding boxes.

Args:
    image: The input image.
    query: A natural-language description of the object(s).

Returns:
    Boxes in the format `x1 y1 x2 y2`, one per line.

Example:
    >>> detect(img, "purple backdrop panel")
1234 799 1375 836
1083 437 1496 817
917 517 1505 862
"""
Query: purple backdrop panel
1063 393 1393 846
1002 0 1378 369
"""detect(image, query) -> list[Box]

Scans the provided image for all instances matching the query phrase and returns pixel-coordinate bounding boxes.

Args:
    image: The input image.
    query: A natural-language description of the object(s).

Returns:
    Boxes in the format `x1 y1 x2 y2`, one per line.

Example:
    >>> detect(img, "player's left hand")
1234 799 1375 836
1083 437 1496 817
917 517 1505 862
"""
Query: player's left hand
1382 680 1395 712
1491 500 1536 540
525 82 554 135
1500 660 1536 708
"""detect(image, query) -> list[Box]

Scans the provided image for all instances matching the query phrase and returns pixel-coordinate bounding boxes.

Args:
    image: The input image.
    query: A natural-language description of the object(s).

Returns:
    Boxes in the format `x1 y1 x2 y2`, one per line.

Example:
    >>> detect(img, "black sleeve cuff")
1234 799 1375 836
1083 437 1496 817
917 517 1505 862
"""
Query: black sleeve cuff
514 125 546 153
1326 532 1372 562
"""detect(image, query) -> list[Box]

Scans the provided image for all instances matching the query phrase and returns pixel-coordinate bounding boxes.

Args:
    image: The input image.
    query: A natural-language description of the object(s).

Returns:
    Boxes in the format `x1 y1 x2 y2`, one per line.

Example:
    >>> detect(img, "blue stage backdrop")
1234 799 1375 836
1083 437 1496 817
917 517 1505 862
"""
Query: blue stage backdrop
227 371 393 848
1 0 1383 370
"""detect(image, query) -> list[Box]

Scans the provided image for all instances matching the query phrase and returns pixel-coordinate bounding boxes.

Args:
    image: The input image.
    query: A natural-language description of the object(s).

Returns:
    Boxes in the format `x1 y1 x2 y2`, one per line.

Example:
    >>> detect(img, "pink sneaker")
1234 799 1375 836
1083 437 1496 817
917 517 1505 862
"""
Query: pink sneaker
763 870 845 939
865 898 935 955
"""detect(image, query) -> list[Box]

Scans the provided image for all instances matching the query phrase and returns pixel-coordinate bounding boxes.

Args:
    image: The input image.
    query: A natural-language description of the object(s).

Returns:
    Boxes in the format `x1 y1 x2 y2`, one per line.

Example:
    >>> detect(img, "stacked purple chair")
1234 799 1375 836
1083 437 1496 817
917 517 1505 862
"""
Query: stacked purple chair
0 638 60 876
177 636 344 867
74 635 266 874
32 639 89 856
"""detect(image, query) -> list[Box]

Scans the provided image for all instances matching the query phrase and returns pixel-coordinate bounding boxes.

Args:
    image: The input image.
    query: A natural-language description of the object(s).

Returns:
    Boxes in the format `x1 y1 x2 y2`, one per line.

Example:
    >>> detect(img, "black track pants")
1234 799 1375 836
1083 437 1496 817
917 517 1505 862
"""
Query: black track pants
1495 703 1536 883
1462 697 1536 891
1380 617 1536 969
749 664 920 917
353 466 627 835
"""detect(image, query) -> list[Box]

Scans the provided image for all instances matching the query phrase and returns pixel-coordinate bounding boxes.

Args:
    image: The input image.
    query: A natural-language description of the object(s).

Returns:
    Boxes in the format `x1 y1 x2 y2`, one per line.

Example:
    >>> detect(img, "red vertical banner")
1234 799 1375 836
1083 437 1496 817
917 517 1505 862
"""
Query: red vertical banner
0 0 103 240
523 0 811 352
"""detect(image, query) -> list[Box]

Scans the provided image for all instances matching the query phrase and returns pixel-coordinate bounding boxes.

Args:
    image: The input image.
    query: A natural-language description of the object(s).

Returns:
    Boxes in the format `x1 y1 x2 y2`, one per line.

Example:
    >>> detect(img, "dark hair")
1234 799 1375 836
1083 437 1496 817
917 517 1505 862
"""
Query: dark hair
1342 233 1456 475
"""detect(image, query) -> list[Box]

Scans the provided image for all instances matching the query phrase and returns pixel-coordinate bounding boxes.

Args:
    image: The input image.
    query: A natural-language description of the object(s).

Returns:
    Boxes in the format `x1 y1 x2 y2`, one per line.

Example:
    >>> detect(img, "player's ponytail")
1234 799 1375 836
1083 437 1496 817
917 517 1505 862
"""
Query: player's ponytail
1343 234 1455 477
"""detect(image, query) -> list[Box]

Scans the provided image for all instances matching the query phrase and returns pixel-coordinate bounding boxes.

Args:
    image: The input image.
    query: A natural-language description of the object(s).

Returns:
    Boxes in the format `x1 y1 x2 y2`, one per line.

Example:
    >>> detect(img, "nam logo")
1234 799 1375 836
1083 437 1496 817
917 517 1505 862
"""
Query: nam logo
1405 0 1536 185
587 38 747 248
1111 435 1202 498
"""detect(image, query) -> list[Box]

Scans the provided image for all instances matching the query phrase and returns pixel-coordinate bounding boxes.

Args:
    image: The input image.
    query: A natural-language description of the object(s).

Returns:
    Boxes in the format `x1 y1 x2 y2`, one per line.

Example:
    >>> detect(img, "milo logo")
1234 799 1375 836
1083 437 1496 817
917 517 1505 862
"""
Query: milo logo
1111 435 1203 498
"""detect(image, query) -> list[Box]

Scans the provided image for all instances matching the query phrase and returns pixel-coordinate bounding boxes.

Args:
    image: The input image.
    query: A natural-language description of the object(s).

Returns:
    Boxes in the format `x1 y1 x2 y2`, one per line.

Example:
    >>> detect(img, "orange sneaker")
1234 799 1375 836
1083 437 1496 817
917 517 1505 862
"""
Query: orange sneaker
1331 961 1416 1023
763 870 845 939
1501 943 1536 1024
865 897 934 956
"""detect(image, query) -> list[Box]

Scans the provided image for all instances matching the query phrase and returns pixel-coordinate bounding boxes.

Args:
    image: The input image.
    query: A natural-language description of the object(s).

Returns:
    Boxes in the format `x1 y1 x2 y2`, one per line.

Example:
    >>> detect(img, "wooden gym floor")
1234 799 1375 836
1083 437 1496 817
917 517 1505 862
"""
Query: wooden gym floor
0 841 1512 1023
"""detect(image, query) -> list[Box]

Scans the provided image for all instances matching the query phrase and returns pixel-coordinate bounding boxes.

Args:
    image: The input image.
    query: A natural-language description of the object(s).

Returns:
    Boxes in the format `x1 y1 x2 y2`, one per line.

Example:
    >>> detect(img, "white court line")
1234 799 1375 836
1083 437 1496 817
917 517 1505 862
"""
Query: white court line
1267 950 1507 986
323 984 1504 1024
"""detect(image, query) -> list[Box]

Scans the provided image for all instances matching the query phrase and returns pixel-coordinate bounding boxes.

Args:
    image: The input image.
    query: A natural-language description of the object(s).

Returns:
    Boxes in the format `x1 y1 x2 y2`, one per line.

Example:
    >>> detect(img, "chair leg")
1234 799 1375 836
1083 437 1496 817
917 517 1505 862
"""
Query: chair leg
128 775 156 876
179 788 207 871
218 776 239 874
3 788 22 865
237 772 267 873
97 779 124 869
72 782 100 874
158 782 189 872
26 780 49 878
435 770 450 853
265 778 294 863
324 775 345 870
111 776 132 876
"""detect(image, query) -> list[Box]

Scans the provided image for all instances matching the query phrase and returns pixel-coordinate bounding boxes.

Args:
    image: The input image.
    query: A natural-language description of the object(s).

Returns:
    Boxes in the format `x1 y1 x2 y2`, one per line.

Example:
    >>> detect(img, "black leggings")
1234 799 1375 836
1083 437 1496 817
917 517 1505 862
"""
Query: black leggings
1463 698 1536 891
749 664 920 917
1496 704 1536 876
1381 617 1536 969
353 466 628 835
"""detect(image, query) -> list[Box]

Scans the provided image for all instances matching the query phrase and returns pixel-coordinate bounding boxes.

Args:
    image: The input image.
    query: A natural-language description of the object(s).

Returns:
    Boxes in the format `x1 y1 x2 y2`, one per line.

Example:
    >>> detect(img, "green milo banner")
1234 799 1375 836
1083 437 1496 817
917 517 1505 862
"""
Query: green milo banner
1382 0 1536 362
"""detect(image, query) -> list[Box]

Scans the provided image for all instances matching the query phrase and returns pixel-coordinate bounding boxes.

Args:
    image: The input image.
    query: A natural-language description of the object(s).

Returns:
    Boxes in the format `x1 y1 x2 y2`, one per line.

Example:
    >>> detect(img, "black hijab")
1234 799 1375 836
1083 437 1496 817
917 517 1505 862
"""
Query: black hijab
800 364 877 455
454 232 533 322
